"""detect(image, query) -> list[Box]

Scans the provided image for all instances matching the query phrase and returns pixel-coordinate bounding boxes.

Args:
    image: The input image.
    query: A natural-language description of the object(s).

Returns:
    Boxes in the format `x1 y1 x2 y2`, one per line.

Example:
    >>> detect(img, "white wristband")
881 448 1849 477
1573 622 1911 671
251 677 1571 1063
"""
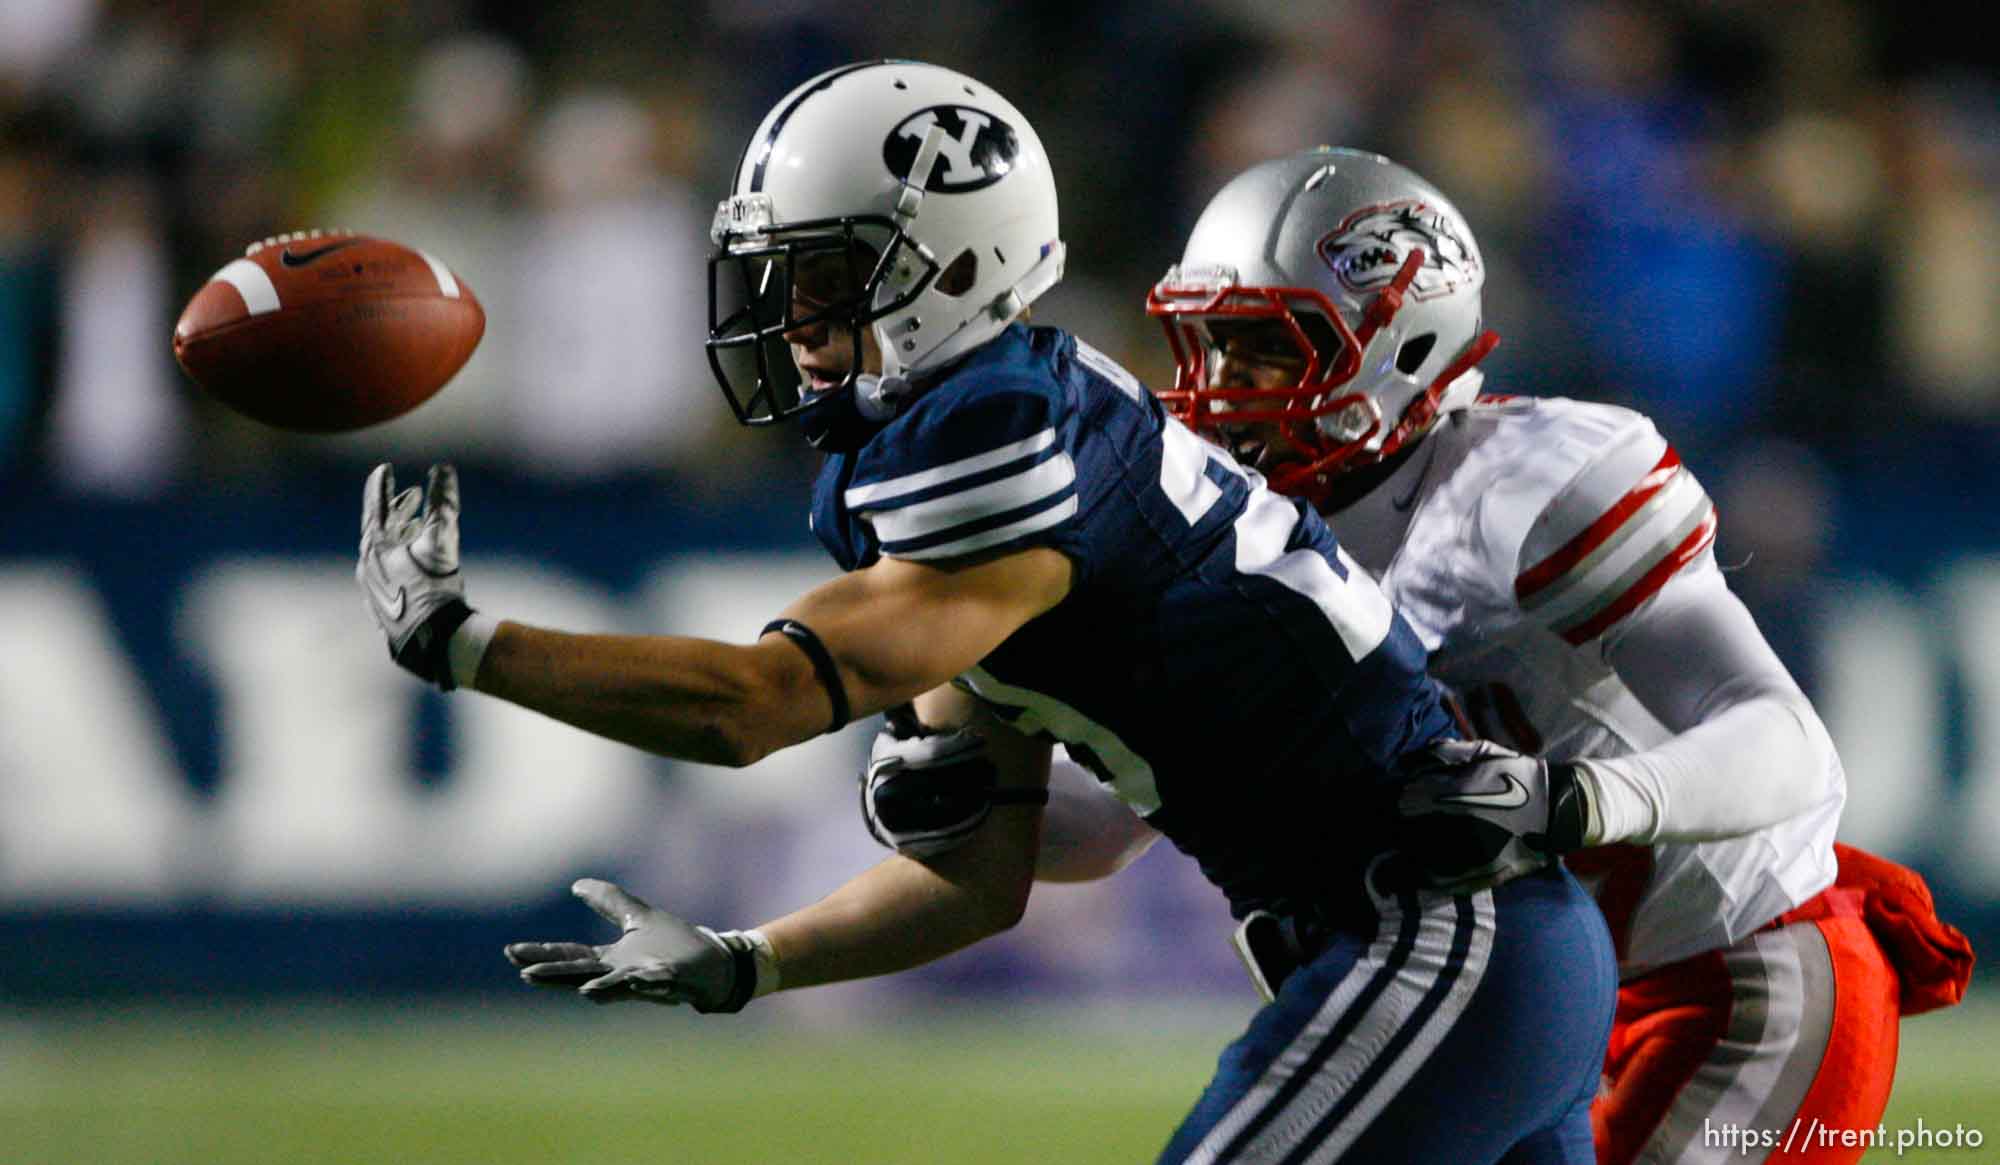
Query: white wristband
1570 757 1653 847
448 612 500 690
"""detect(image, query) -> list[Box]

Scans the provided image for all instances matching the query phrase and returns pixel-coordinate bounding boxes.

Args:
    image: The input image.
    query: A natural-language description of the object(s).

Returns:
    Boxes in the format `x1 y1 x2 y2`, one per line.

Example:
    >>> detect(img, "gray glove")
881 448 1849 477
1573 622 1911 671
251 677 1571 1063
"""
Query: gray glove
504 878 757 1012
1394 739 1591 895
357 462 474 689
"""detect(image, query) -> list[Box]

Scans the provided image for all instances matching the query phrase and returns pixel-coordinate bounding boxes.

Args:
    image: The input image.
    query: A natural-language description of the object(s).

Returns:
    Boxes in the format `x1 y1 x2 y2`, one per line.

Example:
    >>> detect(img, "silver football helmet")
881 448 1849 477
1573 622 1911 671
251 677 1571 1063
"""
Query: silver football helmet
1149 148 1497 501
706 60 1065 450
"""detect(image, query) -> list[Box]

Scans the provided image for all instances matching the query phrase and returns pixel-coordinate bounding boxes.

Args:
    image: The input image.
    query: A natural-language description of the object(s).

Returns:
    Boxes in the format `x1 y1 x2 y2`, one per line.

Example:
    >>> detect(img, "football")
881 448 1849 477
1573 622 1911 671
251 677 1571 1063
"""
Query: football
171 230 485 432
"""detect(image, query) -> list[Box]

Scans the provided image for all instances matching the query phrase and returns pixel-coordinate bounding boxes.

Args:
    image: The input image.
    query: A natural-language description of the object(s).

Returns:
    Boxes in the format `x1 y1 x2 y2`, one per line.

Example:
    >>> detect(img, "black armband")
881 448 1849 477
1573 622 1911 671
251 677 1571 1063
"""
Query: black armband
762 618 850 734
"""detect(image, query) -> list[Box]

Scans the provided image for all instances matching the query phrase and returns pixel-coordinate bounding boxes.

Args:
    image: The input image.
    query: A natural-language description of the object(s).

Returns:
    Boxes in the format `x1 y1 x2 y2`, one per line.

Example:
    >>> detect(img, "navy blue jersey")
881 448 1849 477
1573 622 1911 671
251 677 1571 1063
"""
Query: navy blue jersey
812 325 1455 922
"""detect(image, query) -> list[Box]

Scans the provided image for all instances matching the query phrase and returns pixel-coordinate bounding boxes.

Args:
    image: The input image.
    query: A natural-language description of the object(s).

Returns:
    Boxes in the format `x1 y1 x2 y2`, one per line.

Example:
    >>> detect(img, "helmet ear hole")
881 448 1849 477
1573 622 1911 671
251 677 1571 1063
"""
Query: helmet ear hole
1396 334 1437 375
936 248 979 296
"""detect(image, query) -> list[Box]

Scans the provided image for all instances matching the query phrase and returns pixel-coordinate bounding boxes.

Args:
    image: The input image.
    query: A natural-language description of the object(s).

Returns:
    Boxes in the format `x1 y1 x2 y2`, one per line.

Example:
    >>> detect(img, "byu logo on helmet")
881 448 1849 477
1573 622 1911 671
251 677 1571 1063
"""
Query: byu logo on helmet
1317 201 1480 301
883 106 1020 192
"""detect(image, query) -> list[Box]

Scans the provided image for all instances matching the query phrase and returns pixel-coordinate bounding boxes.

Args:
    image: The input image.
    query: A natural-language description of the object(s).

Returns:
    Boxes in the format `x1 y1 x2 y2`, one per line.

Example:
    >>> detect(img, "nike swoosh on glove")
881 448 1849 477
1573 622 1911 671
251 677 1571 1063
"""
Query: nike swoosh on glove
1392 739 1590 895
357 462 475 689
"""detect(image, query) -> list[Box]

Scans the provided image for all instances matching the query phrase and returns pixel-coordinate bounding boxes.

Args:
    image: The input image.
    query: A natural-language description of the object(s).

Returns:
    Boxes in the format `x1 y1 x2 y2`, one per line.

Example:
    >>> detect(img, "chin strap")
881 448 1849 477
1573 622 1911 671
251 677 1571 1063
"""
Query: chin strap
1385 330 1499 448
996 240 1067 321
894 123 948 224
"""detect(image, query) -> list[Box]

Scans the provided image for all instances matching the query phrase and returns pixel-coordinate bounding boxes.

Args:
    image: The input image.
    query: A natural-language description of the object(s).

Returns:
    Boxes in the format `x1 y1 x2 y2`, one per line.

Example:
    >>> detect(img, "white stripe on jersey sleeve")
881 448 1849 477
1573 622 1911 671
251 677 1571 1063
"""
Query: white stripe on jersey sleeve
890 495 1080 561
865 452 1076 546
843 428 1058 508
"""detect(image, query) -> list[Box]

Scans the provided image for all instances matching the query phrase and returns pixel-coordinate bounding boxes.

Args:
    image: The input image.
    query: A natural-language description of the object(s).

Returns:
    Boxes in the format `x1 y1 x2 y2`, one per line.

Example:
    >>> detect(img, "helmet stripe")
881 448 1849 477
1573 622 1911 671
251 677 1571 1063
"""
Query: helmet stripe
742 60 893 194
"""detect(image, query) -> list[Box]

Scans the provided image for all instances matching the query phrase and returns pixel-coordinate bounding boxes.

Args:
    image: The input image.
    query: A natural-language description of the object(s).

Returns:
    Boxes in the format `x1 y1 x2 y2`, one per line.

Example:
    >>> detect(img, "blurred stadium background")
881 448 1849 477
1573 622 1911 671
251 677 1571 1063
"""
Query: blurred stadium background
1 1 1995 1161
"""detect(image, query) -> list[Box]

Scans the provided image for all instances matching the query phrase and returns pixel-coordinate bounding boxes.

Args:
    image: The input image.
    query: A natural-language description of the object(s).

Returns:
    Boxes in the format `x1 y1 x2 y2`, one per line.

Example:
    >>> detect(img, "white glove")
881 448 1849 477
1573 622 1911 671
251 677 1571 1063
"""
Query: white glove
356 462 474 689
504 878 765 1012
1393 739 1592 895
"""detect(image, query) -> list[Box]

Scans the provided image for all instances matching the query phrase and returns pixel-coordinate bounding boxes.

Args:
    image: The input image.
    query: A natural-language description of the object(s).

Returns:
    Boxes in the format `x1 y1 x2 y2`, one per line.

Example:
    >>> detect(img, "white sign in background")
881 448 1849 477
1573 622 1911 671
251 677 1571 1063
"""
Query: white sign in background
0 553 873 907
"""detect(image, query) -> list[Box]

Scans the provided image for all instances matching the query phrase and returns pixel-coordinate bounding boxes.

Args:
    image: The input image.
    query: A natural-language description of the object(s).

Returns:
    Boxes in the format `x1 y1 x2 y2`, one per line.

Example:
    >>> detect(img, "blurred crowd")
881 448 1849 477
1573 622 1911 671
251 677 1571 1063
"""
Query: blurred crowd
2 1 1994 528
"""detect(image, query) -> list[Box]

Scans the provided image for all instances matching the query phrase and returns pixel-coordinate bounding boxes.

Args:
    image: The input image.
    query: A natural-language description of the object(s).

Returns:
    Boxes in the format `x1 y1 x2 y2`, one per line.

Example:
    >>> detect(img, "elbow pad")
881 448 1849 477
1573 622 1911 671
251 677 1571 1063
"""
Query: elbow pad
861 719 1047 858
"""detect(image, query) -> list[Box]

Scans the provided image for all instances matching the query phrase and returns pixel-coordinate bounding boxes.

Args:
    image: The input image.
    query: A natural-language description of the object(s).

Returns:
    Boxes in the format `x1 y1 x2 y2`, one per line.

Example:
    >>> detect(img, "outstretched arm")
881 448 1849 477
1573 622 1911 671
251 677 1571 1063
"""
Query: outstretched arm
471 547 1071 766
358 461 1073 768
509 692 1054 1004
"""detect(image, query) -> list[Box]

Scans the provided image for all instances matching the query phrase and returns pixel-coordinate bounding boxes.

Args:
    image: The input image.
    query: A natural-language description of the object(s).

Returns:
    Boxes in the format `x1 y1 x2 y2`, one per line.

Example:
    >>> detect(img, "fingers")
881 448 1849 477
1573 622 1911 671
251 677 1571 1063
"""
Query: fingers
580 963 681 1005
518 958 612 990
504 941 596 967
579 965 637 1000
425 463 460 523
362 463 394 541
572 877 653 929
412 464 461 573
389 485 423 529
507 941 610 989
506 940 684 1004
363 463 460 572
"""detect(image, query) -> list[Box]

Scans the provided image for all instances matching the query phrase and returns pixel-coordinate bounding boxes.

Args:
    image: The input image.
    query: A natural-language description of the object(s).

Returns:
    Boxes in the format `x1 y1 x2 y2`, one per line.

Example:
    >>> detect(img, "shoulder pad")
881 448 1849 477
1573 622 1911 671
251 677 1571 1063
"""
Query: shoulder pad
845 374 1078 562
1509 404 1717 644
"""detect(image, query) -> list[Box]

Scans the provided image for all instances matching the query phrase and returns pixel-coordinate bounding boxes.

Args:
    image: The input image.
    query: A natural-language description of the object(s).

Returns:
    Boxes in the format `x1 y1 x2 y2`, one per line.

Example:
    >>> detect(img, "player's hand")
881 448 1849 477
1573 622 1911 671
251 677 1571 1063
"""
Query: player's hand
861 706 1003 857
357 462 474 689
1393 739 1590 895
504 878 755 1012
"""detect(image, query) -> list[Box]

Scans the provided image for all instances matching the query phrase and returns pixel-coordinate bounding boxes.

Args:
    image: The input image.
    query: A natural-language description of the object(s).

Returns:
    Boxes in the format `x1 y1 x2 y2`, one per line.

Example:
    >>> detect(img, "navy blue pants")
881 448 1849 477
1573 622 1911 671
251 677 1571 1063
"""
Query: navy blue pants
1160 865 1616 1164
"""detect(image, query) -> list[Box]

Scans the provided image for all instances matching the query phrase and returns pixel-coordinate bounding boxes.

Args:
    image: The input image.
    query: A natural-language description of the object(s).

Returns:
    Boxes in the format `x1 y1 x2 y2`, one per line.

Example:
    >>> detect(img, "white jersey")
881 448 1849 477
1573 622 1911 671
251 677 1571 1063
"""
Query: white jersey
1326 395 1842 975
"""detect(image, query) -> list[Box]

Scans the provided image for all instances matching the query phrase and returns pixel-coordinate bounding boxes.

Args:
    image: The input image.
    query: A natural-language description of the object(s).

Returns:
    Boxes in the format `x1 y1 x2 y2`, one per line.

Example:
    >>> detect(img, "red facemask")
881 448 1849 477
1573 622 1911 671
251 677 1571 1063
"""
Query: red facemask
1149 250 1498 506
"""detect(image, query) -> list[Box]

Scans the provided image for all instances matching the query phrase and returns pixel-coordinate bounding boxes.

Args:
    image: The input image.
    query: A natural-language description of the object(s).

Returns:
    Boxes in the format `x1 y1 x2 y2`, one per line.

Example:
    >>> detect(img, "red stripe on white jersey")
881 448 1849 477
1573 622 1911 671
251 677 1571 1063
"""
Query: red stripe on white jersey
1516 447 1683 601
1559 504 1718 645
1514 445 1715 643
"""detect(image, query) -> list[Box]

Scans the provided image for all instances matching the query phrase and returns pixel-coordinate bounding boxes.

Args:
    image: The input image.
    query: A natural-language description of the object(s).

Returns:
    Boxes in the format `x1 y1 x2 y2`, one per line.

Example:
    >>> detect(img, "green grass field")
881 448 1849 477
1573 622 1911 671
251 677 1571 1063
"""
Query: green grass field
5 994 1996 1163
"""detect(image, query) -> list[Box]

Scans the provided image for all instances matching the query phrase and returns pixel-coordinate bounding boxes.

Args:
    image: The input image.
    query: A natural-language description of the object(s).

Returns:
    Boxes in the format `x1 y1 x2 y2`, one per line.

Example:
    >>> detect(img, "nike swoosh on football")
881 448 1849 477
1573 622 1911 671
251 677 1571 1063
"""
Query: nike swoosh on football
1434 774 1530 811
280 238 364 268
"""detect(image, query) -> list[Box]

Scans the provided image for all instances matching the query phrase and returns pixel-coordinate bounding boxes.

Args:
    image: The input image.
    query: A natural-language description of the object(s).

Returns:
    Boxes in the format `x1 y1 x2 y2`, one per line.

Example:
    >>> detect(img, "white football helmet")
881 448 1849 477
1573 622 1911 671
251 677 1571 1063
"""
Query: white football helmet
1149 148 1497 502
707 60 1065 449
